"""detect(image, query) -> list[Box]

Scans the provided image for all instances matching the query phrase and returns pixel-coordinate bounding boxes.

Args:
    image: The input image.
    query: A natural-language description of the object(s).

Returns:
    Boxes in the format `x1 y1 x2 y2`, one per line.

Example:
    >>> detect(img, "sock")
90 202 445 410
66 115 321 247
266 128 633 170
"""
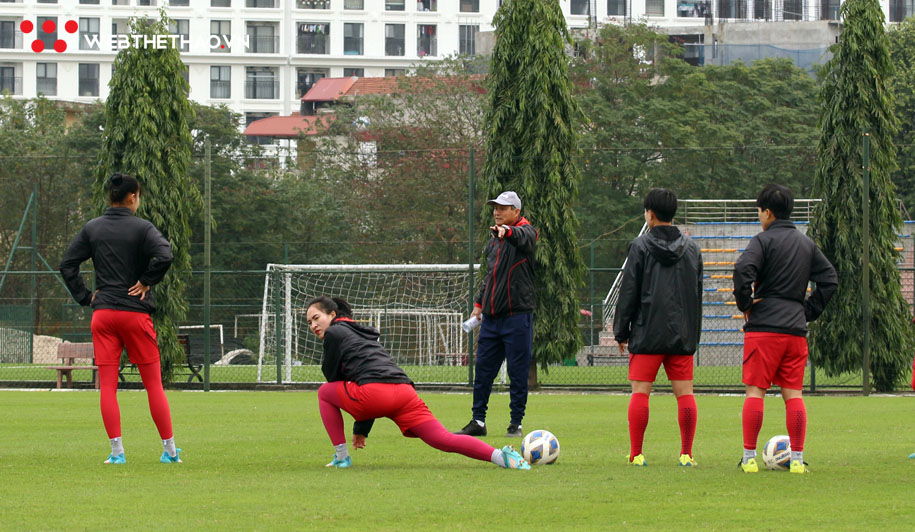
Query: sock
490 448 505 467
785 397 807 455
110 437 124 457
163 437 177 457
628 393 650 459
742 396 764 457
744 449 757 462
791 451 804 463
677 394 697 457
334 443 350 461
475 420 485 428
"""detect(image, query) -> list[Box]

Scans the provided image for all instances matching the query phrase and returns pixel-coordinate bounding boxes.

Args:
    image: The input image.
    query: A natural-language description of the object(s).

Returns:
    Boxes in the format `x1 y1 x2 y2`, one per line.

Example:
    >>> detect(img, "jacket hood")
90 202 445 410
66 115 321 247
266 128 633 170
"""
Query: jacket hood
333 318 380 340
644 225 690 266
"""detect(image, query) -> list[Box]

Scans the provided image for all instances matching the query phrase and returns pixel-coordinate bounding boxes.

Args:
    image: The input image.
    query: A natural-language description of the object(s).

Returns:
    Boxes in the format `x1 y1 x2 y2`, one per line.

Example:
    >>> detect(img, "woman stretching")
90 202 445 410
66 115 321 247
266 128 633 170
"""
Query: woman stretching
307 296 529 470
60 173 181 465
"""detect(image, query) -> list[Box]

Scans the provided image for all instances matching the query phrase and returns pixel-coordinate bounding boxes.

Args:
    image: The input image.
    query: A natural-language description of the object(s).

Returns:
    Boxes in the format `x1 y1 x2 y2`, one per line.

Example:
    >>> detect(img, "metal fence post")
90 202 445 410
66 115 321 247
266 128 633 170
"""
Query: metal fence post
274 270 283 384
589 241 595 357
467 148 476 387
862 129 871 396
204 139 212 391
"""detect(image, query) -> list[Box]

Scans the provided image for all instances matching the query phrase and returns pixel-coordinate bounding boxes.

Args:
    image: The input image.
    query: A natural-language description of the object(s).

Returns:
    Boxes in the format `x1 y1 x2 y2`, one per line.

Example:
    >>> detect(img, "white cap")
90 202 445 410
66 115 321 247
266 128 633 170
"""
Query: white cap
486 191 521 210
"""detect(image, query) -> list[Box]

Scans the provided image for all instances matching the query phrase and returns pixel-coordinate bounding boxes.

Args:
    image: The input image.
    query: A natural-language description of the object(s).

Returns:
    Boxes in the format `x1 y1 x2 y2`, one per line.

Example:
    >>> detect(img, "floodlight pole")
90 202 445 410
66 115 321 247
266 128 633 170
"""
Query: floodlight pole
862 129 871 396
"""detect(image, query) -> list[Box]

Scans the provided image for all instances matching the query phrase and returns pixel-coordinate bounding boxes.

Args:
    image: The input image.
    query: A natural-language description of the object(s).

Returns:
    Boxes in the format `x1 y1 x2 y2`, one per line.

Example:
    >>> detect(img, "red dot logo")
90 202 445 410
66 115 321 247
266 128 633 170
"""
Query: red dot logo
31 40 45 53
42 20 56 34
65 20 79 34
23 19 77 53
20 21 34 34
54 40 67 53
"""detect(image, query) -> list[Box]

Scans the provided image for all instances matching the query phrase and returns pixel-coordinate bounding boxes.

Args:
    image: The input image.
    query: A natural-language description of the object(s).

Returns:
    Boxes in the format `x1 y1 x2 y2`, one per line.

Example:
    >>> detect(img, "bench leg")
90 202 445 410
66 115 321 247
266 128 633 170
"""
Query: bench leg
187 364 203 384
56 370 63 389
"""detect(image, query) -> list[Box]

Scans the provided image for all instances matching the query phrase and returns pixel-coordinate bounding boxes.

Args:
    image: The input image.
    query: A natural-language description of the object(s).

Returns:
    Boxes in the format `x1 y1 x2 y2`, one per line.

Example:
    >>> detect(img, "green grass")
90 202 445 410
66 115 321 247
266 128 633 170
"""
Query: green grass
1 390 914 531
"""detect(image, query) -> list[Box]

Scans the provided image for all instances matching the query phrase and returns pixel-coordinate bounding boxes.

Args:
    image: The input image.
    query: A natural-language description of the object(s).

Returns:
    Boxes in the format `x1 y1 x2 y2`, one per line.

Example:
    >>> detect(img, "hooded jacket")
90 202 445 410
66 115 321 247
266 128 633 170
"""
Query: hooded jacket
321 318 414 437
732 219 837 336
613 225 703 355
474 216 538 318
59 207 173 314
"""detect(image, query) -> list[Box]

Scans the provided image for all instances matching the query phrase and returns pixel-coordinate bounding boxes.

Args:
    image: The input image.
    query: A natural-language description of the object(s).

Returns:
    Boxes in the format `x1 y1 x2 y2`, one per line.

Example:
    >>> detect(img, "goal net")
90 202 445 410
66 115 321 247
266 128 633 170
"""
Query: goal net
258 264 478 383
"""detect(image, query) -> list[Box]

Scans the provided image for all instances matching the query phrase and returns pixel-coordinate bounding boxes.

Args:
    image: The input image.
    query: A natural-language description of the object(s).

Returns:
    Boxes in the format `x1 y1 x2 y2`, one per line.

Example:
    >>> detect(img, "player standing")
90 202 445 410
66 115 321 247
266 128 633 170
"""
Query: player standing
306 296 529 470
613 189 703 467
59 173 181 464
734 184 837 474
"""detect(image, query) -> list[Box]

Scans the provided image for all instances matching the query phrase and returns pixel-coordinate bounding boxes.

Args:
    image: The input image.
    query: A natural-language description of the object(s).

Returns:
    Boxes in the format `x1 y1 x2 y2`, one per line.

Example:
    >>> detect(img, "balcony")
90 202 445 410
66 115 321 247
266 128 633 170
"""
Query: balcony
245 79 278 99
210 80 231 99
0 76 22 96
36 76 56 96
0 31 23 50
246 35 278 54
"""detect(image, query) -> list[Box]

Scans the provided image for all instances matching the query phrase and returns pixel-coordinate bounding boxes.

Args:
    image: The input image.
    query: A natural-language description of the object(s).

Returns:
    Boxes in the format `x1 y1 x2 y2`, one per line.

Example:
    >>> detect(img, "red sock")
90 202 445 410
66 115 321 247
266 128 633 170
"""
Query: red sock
137 362 173 440
785 398 806 453
98 365 121 438
742 396 764 451
628 393 650 458
677 394 697 456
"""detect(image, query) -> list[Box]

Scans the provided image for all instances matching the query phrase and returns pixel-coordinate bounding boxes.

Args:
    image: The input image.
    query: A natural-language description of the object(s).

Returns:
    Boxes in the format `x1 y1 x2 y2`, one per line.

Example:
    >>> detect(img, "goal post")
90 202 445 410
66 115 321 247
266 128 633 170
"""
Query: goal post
258 264 479 383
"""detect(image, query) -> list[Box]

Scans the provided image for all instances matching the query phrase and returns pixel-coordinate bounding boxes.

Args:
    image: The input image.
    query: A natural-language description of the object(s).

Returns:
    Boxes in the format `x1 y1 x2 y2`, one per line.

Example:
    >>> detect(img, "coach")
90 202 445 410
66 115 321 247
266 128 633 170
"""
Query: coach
456 191 538 438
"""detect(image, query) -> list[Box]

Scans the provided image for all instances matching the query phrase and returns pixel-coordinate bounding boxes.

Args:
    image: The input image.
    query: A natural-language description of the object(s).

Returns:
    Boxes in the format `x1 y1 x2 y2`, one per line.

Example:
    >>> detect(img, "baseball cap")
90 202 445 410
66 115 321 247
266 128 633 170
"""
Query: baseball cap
486 191 521 210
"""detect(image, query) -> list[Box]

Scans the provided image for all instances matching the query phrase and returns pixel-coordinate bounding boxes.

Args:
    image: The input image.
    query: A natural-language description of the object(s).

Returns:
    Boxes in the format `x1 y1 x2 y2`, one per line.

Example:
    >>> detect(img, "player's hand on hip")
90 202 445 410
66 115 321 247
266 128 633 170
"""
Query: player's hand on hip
744 298 763 322
352 434 367 449
618 342 628 355
128 281 150 300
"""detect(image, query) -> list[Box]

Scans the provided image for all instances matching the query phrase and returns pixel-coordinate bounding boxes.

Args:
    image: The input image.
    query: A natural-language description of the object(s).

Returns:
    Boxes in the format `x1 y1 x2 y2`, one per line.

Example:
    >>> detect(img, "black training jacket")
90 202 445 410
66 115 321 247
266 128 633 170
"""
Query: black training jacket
59 207 173 314
321 318 414 436
475 217 538 318
733 219 838 337
613 225 703 355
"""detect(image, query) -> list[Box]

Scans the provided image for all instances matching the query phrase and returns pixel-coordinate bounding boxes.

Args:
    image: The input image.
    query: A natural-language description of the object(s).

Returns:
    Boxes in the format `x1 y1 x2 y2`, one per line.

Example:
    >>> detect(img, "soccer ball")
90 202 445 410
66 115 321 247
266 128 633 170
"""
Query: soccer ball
762 435 792 471
520 430 560 465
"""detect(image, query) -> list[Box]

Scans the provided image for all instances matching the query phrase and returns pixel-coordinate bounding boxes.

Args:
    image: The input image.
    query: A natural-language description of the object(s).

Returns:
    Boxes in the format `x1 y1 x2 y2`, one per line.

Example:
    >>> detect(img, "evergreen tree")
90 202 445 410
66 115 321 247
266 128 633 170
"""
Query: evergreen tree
94 12 200 382
887 18 915 216
809 0 914 391
483 0 586 381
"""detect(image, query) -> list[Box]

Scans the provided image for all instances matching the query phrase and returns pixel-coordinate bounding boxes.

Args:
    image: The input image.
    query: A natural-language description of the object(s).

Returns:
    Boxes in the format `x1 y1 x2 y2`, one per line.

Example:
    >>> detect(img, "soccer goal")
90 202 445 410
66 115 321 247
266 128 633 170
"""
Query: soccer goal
257 264 478 383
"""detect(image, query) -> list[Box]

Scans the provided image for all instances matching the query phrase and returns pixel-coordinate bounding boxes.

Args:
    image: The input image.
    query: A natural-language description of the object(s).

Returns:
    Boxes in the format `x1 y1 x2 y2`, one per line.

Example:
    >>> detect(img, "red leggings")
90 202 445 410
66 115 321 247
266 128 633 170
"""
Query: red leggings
318 382 495 462
98 362 173 440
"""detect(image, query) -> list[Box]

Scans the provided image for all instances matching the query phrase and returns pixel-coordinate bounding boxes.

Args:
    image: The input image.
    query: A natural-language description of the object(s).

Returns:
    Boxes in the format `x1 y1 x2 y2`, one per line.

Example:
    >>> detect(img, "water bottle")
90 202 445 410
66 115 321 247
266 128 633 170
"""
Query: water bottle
461 315 482 333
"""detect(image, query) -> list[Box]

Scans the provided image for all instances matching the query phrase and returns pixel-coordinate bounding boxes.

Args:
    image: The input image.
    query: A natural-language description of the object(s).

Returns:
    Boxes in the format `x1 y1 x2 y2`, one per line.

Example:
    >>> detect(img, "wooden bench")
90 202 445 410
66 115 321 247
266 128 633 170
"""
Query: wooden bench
46 342 99 389
118 334 202 383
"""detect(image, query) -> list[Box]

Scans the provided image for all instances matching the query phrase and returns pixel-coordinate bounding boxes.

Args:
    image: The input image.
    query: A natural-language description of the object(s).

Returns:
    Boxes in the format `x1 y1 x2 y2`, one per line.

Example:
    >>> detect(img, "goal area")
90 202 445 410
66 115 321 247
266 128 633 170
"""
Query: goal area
257 264 478 383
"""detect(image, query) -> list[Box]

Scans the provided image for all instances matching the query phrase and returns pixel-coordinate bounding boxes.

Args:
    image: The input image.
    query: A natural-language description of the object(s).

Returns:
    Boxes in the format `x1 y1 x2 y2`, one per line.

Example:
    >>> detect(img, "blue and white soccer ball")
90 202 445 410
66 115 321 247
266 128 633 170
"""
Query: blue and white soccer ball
762 434 792 471
521 430 560 466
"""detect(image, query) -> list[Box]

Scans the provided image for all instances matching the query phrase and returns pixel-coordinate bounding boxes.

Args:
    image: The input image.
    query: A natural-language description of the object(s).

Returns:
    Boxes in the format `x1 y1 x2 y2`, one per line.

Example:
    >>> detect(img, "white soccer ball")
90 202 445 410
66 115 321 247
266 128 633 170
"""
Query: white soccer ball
762 434 792 471
521 430 560 466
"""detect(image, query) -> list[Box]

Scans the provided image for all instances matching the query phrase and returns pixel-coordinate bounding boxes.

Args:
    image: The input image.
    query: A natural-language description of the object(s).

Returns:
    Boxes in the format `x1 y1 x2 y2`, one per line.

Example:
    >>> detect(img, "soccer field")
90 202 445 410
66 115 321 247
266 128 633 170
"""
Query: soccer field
1 390 913 531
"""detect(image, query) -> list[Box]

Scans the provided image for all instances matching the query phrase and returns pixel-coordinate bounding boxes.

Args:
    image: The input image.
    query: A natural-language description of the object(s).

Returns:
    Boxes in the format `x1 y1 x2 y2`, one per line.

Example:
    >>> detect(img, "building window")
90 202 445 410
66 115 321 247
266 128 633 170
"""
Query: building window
210 66 230 99
37 0 57 3
247 24 277 53
677 0 707 17
247 0 275 7
297 23 329 54
298 0 330 7
170 0 189 5
418 0 437 11
570 0 589 14
344 0 364 8
212 0 231 6
0 21 19 49
37 63 57 96
717 0 745 18
820 0 840 19
385 68 405 77
169 19 190 52
459 24 477 56
783 0 802 19
211 20 231 52
138 0 157 5
0 66 18 95
385 24 405 56
296 68 327 98
459 0 478 12
607 0 626 16
79 18 100 51
246 68 277 99
37 17 57 50
646 0 664 15
386 0 405 11
344 23 363 55
80 0 101 4
343 67 363 77
78 63 99 97
417 25 436 57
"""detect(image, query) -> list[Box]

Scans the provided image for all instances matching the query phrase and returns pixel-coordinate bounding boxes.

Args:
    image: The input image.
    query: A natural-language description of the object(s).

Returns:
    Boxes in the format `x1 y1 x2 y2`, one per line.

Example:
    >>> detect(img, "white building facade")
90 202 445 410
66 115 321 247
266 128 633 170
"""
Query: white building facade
0 0 912 124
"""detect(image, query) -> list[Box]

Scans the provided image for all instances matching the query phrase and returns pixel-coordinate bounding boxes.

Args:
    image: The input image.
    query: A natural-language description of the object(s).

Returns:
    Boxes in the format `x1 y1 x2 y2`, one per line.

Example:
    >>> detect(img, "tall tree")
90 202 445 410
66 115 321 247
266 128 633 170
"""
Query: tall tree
484 0 586 380
887 18 915 217
809 0 914 391
95 12 200 381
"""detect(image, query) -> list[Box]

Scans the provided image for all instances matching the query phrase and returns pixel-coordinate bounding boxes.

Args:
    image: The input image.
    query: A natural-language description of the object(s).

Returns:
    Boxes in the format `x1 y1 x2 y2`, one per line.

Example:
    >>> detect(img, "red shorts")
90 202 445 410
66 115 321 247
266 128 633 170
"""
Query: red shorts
90 309 161 366
334 381 436 437
628 354 694 382
742 332 808 390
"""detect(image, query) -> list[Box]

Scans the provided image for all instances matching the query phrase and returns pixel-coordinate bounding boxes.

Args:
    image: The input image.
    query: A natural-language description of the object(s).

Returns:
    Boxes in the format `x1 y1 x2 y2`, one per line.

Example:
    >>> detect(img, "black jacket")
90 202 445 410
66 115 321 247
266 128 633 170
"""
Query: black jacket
475 217 538 318
613 225 703 355
321 318 414 437
59 207 173 314
733 219 838 336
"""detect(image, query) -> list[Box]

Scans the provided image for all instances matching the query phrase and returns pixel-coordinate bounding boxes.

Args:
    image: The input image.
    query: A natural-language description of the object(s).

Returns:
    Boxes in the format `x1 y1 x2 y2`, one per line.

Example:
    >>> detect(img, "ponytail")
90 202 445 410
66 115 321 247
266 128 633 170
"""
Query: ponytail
108 173 140 204
306 295 353 319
